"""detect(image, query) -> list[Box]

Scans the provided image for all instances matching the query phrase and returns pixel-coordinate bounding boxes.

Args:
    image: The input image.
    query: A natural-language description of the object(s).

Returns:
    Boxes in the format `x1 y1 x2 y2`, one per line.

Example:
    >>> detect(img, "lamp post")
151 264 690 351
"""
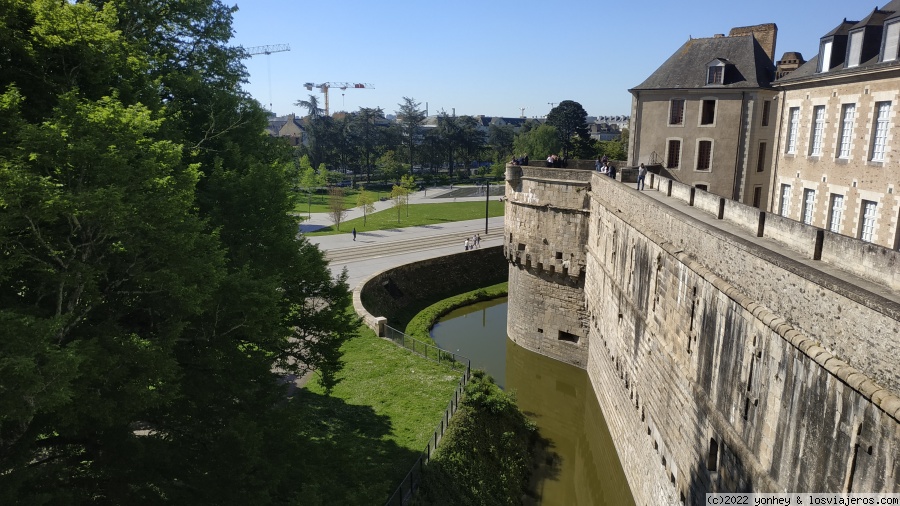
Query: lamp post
484 180 490 235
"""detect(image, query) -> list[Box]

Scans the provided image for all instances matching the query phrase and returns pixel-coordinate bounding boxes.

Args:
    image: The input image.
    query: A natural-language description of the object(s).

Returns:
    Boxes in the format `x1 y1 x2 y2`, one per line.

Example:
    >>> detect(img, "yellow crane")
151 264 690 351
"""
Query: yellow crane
303 82 374 116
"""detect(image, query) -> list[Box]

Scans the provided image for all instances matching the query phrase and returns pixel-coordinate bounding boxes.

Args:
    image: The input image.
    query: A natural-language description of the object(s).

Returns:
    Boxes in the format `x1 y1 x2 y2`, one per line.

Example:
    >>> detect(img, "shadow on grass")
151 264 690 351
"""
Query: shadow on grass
290 389 422 505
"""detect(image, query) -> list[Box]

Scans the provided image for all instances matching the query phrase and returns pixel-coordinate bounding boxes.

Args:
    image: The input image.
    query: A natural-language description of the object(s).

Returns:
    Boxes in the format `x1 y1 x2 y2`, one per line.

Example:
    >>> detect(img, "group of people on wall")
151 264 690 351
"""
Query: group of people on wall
595 155 616 178
545 154 567 168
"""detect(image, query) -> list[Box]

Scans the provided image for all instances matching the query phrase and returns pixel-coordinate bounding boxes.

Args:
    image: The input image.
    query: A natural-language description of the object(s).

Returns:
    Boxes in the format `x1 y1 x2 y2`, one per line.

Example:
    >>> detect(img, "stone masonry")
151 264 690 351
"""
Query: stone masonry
505 164 900 505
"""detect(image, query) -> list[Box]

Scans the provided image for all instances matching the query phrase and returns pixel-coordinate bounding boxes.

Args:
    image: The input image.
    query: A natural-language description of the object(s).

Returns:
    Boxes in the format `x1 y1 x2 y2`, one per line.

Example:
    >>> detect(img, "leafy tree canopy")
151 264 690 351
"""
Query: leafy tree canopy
0 1 357 503
513 123 561 160
546 100 590 159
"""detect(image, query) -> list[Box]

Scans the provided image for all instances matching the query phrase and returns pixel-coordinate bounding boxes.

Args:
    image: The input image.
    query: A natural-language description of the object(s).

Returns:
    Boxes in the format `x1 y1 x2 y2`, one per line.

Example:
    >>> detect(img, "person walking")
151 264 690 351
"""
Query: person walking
464 237 470 251
352 227 357 241
637 163 647 191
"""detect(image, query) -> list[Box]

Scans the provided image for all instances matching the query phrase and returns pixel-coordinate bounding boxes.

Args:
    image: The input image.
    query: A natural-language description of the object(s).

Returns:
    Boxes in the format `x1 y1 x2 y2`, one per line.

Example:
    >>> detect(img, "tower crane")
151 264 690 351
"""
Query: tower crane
303 82 374 116
243 44 291 111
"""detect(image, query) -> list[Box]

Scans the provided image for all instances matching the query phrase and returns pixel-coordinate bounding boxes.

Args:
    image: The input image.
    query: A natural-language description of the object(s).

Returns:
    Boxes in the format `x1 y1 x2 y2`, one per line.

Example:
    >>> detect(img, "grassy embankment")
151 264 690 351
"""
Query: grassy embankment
294 282 531 505
400 284 539 505
295 321 462 504
306 200 505 235
404 282 508 343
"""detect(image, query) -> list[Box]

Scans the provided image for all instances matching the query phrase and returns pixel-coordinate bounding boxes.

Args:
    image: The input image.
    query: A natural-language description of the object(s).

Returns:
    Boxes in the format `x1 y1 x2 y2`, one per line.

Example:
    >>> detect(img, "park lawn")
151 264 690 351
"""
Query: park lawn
293 190 370 217
307 200 505 235
295 322 462 504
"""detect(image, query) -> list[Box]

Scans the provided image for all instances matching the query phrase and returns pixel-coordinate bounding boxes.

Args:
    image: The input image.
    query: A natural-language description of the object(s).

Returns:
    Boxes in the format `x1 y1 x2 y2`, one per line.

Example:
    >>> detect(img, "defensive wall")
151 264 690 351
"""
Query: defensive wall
504 164 900 504
356 246 507 330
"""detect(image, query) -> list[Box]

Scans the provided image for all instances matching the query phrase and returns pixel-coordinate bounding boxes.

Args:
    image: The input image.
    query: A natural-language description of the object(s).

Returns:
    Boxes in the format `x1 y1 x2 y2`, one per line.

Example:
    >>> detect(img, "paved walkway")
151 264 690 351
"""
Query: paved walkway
303 185 506 290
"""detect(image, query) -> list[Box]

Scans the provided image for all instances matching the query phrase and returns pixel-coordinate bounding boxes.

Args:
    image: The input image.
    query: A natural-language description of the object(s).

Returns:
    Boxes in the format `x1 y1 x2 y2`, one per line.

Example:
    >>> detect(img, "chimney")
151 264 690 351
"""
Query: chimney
729 23 777 62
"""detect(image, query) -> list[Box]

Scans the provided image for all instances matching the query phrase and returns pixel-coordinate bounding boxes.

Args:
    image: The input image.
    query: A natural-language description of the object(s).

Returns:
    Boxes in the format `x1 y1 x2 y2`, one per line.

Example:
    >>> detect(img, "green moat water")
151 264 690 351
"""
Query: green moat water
431 299 635 506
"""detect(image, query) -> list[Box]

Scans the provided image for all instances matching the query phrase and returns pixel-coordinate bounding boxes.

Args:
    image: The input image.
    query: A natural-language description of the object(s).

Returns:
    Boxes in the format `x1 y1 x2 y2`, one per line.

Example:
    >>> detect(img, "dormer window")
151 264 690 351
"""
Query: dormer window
883 20 900 62
706 59 728 85
847 29 864 67
819 39 834 72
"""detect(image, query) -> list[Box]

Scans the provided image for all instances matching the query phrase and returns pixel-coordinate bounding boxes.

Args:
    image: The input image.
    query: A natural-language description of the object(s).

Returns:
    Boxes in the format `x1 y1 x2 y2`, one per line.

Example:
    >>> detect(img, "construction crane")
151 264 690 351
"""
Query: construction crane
303 82 373 116
243 44 291 111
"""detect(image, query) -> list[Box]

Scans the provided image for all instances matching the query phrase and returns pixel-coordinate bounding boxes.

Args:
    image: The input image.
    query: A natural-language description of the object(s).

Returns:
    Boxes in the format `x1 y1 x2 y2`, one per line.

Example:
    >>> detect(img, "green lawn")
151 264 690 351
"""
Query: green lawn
295 323 462 504
307 200 504 235
293 190 368 217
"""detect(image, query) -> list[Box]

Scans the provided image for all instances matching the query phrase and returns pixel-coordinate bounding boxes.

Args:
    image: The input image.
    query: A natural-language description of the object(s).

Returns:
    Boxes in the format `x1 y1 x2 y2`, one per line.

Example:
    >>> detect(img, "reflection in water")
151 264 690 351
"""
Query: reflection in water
430 298 509 388
431 299 635 506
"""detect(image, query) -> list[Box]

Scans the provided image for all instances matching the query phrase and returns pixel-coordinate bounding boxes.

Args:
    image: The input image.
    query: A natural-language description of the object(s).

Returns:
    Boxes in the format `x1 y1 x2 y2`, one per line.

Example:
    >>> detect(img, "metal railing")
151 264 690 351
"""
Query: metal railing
383 326 472 506
383 325 469 371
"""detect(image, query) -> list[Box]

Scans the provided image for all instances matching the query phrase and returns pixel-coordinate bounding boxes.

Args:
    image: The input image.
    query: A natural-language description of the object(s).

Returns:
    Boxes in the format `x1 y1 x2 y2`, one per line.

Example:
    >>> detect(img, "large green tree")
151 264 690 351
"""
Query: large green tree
0 1 356 503
396 96 426 169
488 123 516 162
546 100 590 159
513 123 561 160
352 106 385 182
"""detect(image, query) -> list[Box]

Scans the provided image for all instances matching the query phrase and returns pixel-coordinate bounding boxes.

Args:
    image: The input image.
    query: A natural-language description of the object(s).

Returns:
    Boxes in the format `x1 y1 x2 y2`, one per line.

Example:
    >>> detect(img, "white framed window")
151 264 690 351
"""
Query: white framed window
786 108 800 154
819 40 833 72
802 189 816 225
780 184 792 217
871 101 891 161
707 66 724 85
666 139 682 169
860 200 877 242
838 104 856 159
883 20 900 62
828 194 844 233
810 106 825 156
669 99 685 125
848 30 864 68
700 100 716 125
696 140 713 171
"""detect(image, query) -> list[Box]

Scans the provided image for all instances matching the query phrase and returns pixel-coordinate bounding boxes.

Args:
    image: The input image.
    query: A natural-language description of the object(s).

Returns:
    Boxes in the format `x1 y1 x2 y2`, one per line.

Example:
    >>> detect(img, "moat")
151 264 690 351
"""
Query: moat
431 299 635 505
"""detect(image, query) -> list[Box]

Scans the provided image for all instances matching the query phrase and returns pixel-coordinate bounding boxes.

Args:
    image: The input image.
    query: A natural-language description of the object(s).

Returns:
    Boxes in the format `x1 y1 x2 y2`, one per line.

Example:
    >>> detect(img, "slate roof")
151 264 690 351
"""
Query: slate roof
777 0 900 84
631 34 776 91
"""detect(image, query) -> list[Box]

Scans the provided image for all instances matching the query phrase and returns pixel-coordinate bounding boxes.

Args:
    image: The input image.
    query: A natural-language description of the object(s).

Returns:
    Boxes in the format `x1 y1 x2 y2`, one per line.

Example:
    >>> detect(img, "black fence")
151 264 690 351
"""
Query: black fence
383 326 471 506
383 325 469 371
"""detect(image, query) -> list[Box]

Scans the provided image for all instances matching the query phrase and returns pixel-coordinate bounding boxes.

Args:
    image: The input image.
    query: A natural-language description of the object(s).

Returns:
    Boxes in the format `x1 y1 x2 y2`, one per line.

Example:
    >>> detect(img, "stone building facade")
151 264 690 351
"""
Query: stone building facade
628 24 779 207
771 0 900 249
505 164 900 504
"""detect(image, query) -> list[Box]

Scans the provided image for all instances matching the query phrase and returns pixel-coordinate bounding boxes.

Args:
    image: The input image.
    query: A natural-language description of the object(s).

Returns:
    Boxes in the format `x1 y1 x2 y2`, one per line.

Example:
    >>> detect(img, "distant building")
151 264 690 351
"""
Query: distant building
771 0 900 249
775 51 806 79
266 113 306 146
628 24 779 205
594 115 630 130
588 122 622 141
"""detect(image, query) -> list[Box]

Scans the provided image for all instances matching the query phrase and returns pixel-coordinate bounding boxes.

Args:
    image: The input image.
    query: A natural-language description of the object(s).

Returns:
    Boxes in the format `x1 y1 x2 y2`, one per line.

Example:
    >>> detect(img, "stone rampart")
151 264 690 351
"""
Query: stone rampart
504 164 592 366
506 163 900 504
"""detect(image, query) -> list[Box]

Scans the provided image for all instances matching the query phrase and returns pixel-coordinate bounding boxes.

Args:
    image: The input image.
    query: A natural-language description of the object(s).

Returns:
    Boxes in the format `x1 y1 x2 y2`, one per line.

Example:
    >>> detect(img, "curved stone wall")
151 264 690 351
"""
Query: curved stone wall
357 246 507 329
504 164 592 367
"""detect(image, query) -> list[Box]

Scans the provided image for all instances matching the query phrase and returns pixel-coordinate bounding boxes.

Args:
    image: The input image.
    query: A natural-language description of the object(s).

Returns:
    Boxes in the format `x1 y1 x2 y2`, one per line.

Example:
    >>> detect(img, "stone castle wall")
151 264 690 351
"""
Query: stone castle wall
505 164 900 504
504 165 592 367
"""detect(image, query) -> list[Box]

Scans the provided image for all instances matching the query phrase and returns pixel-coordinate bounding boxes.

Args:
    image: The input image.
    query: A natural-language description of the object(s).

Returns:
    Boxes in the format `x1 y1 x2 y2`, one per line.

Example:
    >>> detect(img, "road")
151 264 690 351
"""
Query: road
304 186 505 290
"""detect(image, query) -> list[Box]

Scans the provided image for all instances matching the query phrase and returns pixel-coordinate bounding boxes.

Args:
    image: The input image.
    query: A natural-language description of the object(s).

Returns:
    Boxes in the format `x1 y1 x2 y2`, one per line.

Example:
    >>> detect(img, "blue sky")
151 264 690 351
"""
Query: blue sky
231 0 870 119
